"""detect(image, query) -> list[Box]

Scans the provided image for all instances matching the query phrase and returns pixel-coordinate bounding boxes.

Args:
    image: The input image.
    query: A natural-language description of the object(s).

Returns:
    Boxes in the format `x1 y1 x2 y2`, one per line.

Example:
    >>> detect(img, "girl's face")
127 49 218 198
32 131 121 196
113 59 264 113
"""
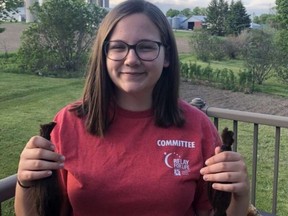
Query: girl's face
106 13 169 102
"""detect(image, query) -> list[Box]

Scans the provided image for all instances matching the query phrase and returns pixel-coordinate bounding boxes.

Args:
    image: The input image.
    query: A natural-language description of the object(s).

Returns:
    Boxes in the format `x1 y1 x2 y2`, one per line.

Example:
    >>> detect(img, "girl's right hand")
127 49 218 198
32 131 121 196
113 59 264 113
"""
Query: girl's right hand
17 136 65 188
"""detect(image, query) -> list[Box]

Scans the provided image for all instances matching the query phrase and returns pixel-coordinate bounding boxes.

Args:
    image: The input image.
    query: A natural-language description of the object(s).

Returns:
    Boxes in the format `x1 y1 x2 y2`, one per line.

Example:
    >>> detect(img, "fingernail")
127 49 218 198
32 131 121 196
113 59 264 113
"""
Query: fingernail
50 145 55 150
60 155 65 161
200 168 205 175
47 171 52 176
59 163 64 168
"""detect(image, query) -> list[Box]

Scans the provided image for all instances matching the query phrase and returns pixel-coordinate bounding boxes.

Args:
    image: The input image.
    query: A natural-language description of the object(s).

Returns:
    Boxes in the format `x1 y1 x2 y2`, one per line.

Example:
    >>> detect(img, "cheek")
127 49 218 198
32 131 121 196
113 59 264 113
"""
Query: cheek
106 59 118 77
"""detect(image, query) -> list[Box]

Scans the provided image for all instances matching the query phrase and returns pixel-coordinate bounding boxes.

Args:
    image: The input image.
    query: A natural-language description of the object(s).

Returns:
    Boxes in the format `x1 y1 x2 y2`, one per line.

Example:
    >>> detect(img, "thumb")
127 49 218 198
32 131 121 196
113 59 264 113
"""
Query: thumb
214 146 221 155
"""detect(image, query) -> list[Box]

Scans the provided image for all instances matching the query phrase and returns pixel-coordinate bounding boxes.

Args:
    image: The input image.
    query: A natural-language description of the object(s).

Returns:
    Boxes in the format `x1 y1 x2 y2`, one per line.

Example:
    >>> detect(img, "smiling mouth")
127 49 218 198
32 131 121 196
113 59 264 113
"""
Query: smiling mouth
121 72 145 75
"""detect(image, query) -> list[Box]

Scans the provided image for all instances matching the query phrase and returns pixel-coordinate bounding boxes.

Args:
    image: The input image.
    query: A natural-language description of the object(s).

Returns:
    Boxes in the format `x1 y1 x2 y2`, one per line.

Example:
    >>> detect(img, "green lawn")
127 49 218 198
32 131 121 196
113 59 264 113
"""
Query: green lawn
0 72 84 178
179 54 245 73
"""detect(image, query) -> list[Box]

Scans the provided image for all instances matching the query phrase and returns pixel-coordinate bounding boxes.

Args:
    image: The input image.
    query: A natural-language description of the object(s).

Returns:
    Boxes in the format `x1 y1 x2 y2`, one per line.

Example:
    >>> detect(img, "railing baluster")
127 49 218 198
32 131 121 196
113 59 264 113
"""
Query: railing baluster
272 127 280 215
213 117 219 130
251 123 259 206
233 120 238 152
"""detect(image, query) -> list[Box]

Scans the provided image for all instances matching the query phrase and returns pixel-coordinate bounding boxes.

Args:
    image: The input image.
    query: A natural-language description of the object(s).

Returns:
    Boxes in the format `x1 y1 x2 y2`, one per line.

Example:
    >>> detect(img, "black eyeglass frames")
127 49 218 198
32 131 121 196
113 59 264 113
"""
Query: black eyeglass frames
104 40 164 61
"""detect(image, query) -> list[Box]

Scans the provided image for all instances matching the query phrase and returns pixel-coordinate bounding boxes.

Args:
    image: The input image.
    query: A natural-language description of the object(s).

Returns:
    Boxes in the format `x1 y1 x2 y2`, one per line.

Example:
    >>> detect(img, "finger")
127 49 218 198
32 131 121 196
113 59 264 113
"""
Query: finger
26 136 55 151
205 151 243 166
211 182 249 195
202 171 243 183
18 159 64 183
18 170 53 183
200 161 244 175
21 159 64 172
21 148 65 162
214 146 221 155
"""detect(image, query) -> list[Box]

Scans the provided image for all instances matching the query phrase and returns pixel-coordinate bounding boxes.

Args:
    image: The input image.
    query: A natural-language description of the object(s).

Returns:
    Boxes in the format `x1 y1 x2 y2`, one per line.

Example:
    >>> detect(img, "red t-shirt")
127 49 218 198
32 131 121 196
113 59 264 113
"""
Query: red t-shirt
51 100 221 216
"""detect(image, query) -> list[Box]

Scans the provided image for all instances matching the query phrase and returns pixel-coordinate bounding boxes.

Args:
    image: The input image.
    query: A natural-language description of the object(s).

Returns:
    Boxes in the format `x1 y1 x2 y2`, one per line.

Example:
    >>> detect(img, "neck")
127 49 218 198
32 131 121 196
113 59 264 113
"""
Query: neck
116 91 152 111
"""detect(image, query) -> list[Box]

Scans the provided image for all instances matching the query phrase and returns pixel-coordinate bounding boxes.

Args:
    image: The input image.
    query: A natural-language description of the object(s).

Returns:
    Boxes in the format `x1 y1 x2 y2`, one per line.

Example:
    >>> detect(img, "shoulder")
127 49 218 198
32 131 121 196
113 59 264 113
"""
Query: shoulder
53 103 80 123
179 99 220 144
51 103 86 145
179 99 209 122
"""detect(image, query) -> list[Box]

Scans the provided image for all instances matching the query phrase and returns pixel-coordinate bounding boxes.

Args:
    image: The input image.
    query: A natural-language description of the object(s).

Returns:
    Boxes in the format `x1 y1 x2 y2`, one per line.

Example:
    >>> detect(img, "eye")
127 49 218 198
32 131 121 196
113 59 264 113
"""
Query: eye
137 41 158 52
108 42 127 52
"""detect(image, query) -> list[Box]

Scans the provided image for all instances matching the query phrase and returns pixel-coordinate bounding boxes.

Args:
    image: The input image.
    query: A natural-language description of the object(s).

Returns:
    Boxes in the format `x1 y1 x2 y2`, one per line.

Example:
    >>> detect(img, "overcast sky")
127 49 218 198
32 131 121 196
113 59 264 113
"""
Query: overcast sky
109 0 276 15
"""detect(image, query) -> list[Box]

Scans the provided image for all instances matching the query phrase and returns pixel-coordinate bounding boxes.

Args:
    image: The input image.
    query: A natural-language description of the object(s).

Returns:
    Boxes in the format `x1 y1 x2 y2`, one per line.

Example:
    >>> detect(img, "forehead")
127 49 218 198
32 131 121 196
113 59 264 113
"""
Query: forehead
109 13 161 43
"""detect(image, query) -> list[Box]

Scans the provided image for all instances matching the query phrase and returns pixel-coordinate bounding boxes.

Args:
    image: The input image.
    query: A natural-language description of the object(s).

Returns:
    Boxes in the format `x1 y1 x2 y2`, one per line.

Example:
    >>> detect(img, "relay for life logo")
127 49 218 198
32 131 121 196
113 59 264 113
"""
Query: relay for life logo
163 152 190 176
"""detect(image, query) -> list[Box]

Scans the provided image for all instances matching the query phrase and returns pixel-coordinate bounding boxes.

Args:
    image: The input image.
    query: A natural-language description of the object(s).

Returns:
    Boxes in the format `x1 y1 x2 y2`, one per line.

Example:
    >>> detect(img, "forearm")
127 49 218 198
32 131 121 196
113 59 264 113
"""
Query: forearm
14 183 37 216
226 193 250 216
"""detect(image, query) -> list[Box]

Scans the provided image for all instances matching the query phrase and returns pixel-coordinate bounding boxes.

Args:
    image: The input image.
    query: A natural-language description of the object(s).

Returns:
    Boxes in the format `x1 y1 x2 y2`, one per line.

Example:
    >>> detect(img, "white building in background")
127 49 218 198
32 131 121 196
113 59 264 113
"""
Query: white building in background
86 0 109 8
25 0 36 23
24 0 109 23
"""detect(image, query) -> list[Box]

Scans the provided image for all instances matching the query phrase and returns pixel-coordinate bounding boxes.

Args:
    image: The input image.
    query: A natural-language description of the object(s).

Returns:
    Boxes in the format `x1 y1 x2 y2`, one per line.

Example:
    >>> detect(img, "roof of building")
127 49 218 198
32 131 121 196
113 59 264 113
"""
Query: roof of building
183 15 206 23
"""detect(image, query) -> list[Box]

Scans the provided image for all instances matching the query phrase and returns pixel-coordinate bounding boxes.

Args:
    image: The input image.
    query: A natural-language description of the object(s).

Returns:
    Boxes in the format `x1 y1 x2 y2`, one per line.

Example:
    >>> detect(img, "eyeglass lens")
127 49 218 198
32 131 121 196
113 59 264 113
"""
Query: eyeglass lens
105 40 161 61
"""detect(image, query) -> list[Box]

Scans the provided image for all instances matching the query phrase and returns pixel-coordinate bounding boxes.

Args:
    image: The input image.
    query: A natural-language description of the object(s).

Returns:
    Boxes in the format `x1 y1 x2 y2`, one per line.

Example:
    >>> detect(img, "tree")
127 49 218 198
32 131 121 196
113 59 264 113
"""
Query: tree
274 50 288 83
253 14 275 24
242 30 277 85
190 30 226 62
166 9 180 17
205 0 229 36
18 0 107 75
276 0 288 28
191 7 207 16
253 13 278 28
227 0 250 35
181 8 192 17
0 0 22 33
275 0 288 54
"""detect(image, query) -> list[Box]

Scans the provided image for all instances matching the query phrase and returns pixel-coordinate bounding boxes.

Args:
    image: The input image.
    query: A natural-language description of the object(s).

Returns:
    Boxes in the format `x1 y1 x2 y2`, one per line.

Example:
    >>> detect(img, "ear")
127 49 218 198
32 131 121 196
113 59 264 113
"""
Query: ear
163 58 170 68
163 46 170 68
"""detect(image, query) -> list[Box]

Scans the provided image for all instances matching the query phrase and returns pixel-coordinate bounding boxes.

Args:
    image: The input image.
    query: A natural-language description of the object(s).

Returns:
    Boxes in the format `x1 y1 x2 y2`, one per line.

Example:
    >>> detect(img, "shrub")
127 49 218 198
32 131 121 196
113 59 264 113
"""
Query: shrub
18 0 107 76
242 30 277 85
190 30 212 62
238 69 253 93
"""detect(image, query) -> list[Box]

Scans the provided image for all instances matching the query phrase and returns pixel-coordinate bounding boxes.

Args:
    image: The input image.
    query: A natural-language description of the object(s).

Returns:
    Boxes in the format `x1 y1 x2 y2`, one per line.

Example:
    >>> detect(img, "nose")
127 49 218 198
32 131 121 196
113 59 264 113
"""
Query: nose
124 48 140 66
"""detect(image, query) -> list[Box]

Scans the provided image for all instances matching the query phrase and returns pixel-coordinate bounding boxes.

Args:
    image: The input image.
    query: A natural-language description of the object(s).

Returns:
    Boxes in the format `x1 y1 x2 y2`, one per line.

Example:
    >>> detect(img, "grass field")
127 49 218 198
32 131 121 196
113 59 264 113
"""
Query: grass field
0 72 84 178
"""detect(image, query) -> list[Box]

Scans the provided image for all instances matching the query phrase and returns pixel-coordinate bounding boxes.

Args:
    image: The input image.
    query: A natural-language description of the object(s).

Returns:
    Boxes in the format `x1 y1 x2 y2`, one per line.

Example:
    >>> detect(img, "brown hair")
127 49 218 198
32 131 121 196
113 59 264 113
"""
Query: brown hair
29 122 68 216
208 128 233 216
71 0 184 136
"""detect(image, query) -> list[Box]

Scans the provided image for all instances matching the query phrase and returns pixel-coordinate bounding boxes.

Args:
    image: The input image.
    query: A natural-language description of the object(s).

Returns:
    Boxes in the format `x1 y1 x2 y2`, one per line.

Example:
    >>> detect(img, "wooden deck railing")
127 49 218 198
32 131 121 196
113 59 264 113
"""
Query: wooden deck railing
191 98 288 216
1 98 287 215
0 174 16 215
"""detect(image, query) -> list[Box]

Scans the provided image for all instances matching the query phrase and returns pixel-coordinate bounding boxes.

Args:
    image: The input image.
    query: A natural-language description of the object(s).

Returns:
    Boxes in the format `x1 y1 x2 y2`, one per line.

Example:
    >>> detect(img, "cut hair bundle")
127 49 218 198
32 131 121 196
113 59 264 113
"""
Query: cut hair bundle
29 122 63 216
208 127 234 216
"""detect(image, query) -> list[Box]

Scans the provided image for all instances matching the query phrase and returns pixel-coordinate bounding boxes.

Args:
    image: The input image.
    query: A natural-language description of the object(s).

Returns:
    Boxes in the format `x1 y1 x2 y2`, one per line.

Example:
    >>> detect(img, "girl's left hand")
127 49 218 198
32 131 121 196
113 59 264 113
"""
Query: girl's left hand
200 146 250 197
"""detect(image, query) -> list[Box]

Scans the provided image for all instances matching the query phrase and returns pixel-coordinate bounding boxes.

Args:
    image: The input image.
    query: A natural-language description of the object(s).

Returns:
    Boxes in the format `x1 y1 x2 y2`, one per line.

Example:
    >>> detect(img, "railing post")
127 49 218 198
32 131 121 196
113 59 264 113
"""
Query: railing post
251 123 259 205
232 120 238 152
190 97 206 110
272 127 280 215
0 174 17 202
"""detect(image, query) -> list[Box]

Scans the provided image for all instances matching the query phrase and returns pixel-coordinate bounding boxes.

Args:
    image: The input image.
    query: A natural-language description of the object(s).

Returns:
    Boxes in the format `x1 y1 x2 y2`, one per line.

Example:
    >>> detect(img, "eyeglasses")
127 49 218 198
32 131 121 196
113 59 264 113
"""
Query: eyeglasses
104 40 164 61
